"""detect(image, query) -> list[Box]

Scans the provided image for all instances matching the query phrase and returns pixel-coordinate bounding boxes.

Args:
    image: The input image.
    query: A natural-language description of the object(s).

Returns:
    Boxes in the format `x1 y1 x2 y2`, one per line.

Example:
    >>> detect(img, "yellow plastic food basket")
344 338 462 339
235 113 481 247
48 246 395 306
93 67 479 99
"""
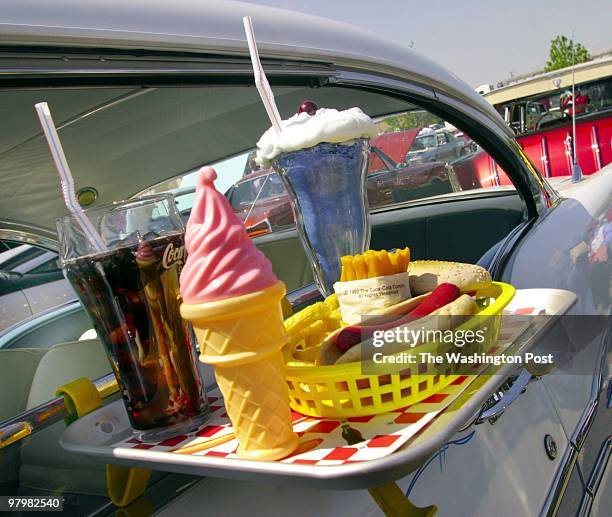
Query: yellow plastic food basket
285 282 515 418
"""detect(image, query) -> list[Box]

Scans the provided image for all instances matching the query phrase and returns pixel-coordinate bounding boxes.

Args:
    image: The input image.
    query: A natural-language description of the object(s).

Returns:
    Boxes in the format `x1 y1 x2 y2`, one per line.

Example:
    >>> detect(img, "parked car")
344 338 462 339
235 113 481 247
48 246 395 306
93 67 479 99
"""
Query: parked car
368 128 420 171
0 244 75 331
486 59 612 177
225 170 294 237
406 128 467 164
0 2 609 516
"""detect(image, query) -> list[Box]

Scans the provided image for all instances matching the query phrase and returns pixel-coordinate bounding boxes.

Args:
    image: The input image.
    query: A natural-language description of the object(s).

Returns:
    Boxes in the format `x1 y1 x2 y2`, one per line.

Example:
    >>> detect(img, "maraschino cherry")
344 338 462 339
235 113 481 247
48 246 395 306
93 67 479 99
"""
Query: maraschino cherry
298 100 318 115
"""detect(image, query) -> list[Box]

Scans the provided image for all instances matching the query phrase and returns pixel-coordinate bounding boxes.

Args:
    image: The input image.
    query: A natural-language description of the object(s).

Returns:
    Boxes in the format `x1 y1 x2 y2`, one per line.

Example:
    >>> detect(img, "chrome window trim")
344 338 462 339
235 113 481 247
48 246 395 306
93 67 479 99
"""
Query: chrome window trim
0 224 59 251
0 50 337 79
540 444 579 517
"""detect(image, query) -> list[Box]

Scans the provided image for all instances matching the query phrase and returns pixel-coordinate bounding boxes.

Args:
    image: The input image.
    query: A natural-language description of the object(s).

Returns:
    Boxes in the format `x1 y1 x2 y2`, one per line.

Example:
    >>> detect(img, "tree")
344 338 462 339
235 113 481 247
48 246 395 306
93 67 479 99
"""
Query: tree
544 35 591 72
383 111 444 132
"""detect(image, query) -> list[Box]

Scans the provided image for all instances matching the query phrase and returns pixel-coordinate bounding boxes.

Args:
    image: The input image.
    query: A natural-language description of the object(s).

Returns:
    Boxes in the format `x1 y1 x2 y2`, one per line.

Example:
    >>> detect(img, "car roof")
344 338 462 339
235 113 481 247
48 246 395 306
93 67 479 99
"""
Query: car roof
0 0 511 235
2 0 501 123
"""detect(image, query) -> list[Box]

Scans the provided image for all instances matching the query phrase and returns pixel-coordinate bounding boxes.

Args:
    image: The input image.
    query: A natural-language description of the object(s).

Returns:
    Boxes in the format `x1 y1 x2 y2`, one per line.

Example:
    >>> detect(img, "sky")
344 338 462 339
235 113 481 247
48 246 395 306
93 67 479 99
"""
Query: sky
247 0 612 87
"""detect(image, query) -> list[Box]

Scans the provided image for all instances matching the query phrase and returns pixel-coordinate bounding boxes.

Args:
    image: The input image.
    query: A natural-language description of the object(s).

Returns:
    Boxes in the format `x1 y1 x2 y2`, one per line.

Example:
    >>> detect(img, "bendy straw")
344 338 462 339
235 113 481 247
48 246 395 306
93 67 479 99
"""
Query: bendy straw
35 102 106 252
243 16 283 136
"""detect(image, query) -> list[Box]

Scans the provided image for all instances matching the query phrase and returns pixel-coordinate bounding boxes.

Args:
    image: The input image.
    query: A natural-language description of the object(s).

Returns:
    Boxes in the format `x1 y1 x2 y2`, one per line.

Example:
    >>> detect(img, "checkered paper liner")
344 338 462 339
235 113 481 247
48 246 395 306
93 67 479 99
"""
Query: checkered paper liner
111 304 542 465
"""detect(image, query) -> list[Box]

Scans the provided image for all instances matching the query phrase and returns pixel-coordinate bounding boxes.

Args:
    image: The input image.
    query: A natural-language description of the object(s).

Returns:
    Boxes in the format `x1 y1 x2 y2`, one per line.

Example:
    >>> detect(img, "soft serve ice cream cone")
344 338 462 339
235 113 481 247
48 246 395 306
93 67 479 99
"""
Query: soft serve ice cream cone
179 166 298 461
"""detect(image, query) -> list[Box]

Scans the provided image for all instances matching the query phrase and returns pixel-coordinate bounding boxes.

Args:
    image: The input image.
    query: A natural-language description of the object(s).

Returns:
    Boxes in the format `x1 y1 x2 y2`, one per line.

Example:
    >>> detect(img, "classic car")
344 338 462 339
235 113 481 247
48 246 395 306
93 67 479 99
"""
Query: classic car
0 1 609 516
225 170 295 237
405 129 467 165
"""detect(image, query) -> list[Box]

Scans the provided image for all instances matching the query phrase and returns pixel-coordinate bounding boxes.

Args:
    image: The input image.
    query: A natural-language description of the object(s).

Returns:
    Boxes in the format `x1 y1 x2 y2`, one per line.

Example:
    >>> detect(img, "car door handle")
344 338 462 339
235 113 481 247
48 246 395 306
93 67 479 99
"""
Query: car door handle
474 369 534 425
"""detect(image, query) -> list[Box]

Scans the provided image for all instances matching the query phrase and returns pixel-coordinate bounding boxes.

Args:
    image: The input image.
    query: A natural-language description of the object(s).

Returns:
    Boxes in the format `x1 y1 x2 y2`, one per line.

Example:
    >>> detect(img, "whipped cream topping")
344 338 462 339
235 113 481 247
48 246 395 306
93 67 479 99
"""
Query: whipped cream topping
255 107 379 166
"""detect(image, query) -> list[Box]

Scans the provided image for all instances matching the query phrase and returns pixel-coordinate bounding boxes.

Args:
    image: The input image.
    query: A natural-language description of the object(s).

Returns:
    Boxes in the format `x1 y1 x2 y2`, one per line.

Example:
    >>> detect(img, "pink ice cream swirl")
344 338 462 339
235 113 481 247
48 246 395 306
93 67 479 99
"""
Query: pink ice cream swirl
180 166 278 304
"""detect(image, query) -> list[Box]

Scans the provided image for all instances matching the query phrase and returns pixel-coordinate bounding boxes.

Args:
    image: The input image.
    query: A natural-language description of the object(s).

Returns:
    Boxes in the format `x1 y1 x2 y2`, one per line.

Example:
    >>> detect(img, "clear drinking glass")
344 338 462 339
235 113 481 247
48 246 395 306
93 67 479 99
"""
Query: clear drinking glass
272 139 372 296
57 194 209 441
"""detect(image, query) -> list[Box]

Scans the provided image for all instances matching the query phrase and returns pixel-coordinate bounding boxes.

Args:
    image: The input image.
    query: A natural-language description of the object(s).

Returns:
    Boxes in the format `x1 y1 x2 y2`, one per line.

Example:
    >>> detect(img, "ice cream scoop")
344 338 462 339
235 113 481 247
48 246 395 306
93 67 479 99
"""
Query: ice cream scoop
180 166 277 304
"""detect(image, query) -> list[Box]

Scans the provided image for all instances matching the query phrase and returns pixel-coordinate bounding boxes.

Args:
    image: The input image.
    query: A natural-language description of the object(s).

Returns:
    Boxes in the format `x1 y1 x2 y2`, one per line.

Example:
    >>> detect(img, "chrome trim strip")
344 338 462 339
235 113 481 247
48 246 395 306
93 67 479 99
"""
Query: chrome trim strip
473 369 533 424
571 318 611 450
0 373 117 449
0 64 336 78
540 443 579 517
577 436 612 517
285 283 321 310
591 125 602 171
0 224 58 251
540 136 551 178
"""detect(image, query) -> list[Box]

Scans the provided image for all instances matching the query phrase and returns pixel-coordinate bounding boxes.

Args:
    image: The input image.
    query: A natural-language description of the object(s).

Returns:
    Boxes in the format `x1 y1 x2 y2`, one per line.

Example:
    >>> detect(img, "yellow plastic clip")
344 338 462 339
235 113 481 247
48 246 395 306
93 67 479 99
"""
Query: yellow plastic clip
106 465 152 509
56 377 152 508
368 482 437 517
56 377 102 424
113 495 154 517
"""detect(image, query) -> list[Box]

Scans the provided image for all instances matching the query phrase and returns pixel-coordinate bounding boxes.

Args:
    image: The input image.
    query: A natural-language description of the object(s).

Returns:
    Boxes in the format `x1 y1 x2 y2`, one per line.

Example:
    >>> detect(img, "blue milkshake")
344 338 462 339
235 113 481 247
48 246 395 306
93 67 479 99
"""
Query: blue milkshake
272 138 371 296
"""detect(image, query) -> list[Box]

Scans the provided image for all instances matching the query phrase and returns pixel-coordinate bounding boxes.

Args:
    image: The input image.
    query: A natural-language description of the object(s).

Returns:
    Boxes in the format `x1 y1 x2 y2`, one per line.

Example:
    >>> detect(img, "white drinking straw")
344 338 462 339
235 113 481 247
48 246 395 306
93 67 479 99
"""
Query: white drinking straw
35 102 106 252
243 16 283 136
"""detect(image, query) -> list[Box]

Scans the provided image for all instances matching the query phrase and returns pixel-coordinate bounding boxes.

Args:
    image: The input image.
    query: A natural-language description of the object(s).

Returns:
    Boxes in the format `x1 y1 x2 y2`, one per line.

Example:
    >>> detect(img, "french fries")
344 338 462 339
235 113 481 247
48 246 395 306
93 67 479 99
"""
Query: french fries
283 294 344 354
339 248 410 281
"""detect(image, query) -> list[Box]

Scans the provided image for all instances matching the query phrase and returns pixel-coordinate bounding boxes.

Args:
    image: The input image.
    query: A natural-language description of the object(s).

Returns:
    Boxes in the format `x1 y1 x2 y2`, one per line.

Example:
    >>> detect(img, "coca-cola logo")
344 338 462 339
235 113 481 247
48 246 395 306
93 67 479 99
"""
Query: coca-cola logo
162 242 185 269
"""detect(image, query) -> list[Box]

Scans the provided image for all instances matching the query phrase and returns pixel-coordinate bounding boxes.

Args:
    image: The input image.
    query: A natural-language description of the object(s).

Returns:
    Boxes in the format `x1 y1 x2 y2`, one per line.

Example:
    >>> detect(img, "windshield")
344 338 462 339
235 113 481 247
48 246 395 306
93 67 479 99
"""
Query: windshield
228 173 286 208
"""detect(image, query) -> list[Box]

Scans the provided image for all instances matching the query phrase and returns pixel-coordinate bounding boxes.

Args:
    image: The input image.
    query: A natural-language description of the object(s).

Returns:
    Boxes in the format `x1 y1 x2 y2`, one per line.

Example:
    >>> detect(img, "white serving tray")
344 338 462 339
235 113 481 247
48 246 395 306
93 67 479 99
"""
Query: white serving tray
60 288 576 489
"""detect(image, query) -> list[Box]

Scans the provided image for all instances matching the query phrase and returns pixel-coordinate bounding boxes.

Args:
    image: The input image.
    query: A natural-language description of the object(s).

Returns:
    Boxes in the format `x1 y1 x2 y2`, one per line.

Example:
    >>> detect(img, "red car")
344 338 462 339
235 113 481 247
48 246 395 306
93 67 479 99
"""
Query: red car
224 170 294 237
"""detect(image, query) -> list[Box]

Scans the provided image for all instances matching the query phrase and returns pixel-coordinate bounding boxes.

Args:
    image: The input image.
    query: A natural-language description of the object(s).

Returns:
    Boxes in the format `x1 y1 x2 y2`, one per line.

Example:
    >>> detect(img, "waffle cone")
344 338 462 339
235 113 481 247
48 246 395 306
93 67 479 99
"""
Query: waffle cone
180 281 298 460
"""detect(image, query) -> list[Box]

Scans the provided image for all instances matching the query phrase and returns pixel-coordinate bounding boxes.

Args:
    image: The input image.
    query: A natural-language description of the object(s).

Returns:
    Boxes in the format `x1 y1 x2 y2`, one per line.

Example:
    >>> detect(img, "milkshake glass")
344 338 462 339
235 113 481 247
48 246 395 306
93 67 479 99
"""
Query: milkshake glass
272 139 371 296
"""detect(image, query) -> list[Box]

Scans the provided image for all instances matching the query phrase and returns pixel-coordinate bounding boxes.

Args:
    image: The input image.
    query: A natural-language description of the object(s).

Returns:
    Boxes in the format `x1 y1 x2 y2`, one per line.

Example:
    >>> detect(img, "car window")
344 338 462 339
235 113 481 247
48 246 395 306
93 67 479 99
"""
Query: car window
411 134 436 151
0 244 46 271
0 240 75 332
228 172 285 208
29 257 61 274
139 106 514 239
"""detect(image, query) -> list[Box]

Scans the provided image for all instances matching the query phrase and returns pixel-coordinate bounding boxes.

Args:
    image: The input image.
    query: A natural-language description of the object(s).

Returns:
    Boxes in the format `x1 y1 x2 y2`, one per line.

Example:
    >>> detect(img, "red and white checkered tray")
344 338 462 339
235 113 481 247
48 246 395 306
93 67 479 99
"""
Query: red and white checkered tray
60 288 576 489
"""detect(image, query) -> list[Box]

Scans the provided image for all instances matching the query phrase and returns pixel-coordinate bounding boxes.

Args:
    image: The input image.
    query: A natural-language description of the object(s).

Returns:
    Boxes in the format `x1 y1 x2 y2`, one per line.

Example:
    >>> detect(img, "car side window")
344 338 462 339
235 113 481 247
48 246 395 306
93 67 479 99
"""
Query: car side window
366 111 513 210
141 107 514 238
29 257 61 274
0 241 75 332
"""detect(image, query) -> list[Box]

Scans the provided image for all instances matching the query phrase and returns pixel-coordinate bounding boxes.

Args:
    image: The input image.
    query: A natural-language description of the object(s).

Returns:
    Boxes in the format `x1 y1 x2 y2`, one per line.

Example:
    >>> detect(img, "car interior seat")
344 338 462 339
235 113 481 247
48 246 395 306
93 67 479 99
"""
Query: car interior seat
17 337 217 496
0 348 47 485
18 339 112 496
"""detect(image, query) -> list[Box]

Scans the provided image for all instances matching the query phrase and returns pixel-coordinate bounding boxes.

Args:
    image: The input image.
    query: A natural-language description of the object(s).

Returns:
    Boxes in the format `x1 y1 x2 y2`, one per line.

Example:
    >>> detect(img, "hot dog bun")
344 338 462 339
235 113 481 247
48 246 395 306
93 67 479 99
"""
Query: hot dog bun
334 294 478 365
408 260 492 295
